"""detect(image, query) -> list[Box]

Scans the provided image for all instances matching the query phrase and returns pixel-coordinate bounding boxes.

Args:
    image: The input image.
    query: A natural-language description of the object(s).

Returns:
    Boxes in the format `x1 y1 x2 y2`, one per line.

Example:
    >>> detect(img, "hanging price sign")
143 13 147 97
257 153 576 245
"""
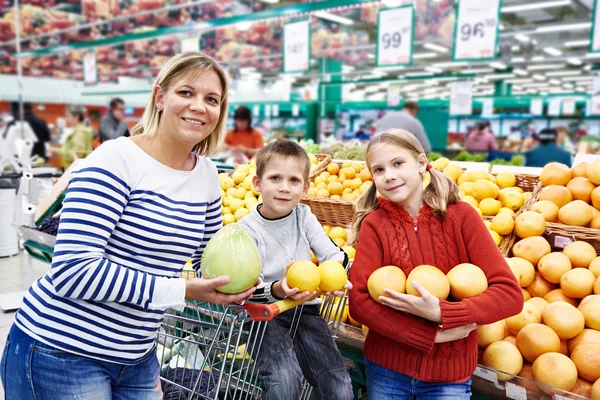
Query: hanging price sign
283 19 310 73
453 0 502 61
376 6 415 67
591 0 600 52
83 50 98 86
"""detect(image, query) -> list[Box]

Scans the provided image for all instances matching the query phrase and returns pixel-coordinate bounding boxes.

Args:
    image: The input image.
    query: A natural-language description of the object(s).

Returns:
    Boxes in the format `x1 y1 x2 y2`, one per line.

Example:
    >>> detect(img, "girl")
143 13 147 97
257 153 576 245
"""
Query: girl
58 105 94 170
1 52 255 400
348 129 523 399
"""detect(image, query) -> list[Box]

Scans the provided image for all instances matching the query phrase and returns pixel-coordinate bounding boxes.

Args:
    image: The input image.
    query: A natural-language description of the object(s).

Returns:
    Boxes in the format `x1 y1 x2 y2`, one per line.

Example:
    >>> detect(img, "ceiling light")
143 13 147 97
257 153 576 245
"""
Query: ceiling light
567 57 583 66
512 57 526 63
433 61 468 68
514 68 528 76
312 11 354 25
522 83 551 88
511 46 520 52
515 34 530 42
585 65 593 71
461 68 493 74
236 21 252 31
489 62 507 70
545 70 582 76
562 76 592 82
423 43 449 53
563 83 575 88
543 47 563 56
506 79 534 84
564 40 590 48
502 0 570 13
368 54 375 59
382 0 405 6
484 73 515 79
586 53 600 59
549 79 561 85
536 23 591 33
413 52 438 59
259 0 279 3
533 74 545 81
405 72 434 78
526 64 565 71
532 56 546 62
576 87 587 92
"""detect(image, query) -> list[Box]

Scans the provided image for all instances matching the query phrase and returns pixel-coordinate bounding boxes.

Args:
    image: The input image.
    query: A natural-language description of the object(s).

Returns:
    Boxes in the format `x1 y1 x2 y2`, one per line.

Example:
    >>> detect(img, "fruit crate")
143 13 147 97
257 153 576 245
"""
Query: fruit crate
309 153 333 179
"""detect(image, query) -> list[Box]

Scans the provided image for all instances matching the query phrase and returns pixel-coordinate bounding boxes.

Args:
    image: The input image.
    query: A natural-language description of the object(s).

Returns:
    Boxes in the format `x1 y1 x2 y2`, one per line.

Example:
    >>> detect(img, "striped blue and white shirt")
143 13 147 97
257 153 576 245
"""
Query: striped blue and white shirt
15 137 222 364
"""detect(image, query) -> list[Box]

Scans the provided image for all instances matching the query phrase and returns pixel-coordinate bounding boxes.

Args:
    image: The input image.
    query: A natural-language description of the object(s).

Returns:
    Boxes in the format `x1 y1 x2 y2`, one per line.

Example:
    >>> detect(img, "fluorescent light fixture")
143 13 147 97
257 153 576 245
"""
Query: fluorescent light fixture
461 68 494 74
586 53 600 59
375 65 406 72
433 61 468 68
382 0 405 6
413 52 438 59
506 79 534 84
564 40 590 48
514 68 529 76
312 11 354 25
576 87 587 92
562 76 592 82
536 23 591 33
545 70 582 76
533 74 546 81
567 57 583 66
368 54 375 59
532 56 546 62
585 64 593 71
526 64 565 71
405 72 434 78
342 65 355 72
236 21 252 31
489 62 507 70
515 34 530 42
502 0 570 13
512 57 526 63
423 43 449 53
543 47 562 56
484 73 515 80
511 46 520 52
549 79 561 85
522 83 551 88
259 0 279 3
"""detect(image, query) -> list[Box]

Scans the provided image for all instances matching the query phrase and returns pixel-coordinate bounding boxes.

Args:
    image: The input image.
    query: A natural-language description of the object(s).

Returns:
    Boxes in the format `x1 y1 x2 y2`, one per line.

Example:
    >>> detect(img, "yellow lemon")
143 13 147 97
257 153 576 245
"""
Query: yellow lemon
327 163 340 175
322 225 332 235
459 182 474 196
307 188 319 197
220 176 235 191
472 180 500 201
462 195 479 208
479 198 502 216
329 227 348 241
317 188 330 198
229 198 244 212
496 172 517 189
342 246 356 259
234 207 249 221
491 213 515 236
489 230 502 246
223 214 236 225
443 164 463 182
498 207 515 216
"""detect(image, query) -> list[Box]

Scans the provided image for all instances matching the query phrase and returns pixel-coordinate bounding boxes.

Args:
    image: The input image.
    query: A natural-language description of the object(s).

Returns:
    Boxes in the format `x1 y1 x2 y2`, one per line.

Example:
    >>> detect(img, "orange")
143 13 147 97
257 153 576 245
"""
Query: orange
327 163 340 175
570 344 600 382
543 288 579 307
532 353 578 393
569 329 600 353
539 185 573 208
563 241 597 268
559 200 593 227
482 341 523 381
541 162 572 186
505 302 542 335
538 252 572 283
526 272 557 298
478 321 506 348
515 211 546 239
446 263 488 300
572 162 589 178
531 200 560 222
560 268 596 299
516 323 561 363
587 158 600 185
543 302 585 340
326 181 343 196
567 177 596 203
578 295 600 330
513 236 551 266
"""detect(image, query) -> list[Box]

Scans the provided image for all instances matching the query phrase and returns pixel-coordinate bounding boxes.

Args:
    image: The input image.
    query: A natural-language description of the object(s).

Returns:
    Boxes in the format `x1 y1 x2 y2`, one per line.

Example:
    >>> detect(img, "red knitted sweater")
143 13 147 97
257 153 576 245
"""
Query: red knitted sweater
349 198 523 382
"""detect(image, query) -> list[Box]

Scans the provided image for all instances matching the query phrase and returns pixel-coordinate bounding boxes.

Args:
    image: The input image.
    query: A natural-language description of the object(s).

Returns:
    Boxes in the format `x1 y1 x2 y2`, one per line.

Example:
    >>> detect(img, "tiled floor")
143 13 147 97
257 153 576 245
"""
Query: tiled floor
0 251 51 400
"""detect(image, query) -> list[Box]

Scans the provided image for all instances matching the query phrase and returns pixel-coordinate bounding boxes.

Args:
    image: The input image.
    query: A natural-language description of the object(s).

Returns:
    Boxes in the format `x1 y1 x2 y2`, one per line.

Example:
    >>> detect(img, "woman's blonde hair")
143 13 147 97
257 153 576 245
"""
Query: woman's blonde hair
349 129 461 245
131 51 229 156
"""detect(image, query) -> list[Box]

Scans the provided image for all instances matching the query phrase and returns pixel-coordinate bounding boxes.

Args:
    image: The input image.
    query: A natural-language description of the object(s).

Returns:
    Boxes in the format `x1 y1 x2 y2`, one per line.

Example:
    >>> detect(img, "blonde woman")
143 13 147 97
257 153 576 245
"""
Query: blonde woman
348 130 523 399
58 105 94 170
1 52 255 399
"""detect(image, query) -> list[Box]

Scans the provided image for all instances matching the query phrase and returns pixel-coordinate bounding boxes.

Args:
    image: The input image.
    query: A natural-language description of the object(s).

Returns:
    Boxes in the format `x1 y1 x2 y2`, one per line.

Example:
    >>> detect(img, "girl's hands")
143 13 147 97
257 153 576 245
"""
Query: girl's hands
185 276 256 305
434 323 478 343
379 280 442 323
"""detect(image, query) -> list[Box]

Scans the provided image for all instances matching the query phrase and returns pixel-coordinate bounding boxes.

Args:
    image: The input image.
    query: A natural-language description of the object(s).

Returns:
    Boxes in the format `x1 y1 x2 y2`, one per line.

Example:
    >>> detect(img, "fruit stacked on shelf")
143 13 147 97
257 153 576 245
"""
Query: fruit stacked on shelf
219 155 322 224
534 161 600 228
306 161 373 201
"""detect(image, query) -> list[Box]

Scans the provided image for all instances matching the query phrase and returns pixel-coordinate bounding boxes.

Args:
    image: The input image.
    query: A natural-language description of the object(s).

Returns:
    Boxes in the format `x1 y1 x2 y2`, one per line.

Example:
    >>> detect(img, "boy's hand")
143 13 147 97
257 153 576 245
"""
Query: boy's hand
379 280 442 323
323 280 353 298
279 262 319 301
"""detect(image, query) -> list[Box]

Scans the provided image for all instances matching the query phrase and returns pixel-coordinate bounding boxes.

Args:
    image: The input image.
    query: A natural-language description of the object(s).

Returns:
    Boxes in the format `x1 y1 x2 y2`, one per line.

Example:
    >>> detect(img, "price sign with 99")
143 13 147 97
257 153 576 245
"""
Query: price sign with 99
453 0 501 61
376 6 414 67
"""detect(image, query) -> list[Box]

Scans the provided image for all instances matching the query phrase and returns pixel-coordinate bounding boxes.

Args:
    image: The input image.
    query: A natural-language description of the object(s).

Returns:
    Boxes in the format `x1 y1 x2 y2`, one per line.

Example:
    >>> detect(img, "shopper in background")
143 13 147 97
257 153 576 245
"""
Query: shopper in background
98 97 130 143
525 127 572 168
465 120 499 152
374 101 431 152
22 102 51 161
58 105 94 170
555 125 576 154
1 52 256 400
348 129 523 399
223 105 264 162
1 103 38 165
238 140 354 400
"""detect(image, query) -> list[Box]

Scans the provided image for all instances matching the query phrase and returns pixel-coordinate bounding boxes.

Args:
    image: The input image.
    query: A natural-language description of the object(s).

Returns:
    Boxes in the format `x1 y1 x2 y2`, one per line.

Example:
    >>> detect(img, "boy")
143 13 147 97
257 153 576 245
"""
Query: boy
238 140 353 400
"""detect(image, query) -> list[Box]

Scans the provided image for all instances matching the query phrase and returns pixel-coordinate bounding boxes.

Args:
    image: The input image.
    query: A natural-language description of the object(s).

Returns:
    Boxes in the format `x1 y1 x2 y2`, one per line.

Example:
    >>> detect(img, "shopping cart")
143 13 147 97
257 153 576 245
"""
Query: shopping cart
156 286 349 400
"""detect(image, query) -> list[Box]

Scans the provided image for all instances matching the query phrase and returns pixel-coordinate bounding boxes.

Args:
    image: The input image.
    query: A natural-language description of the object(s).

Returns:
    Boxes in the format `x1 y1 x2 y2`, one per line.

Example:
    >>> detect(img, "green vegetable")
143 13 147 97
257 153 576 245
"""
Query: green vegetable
200 224 262 294
453 151 474 162
427 152 443 162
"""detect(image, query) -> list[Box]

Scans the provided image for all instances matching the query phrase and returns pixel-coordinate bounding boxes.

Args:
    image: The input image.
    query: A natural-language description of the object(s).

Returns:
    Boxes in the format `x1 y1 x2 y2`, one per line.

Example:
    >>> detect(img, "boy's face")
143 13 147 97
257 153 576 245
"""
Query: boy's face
252 156 309 219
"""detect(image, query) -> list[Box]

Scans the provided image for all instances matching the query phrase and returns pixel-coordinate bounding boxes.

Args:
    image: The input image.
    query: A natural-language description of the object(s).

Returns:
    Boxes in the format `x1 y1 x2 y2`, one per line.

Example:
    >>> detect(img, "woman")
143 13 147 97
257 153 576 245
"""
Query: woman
58 105 94 170
223 105 264 162
464 121 498 153
1 52 255 399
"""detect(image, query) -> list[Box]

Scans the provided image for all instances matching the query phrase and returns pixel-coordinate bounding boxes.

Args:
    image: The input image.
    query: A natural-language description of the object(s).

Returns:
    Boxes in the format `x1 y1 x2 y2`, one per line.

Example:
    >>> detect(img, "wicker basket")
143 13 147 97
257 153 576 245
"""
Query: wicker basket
543 222 600 254
309 154 333 179
490 173 540 193
300 196 355 227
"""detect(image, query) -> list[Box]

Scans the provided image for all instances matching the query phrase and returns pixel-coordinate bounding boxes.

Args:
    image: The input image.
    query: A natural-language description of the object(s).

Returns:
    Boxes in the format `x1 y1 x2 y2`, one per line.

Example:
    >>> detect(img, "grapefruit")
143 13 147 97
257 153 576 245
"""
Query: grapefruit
541 162 572 187
446 263 488 300
567 177 596 203
505 258 523 285
482 341 523 381
526 272 557 298
543 302 585 340
478 320 506 348
516 323 561 363
559 200 593 227
287 260 321 292
591 214 600 229
571 344 600 382
592 187 600 210
578 295 600 330
568 329 600 353
539 185 573 208
490 214 514 236
527 297 549 314
572 162 589 178
543 289 579 307
513 236 551 266
560 340 569 356
538 252 572 283
318 260 348 292
593 378 600 400
406 265 450 300
590 257 600 277
513 257 536 287
595 277 600 294
560 268 596 299
531 200 560 222
564 241 597 268
532 352 578 394
503 335 517 346
515 212 547 239
367 266 406 303
522 288 531 301
506 302 542 335
587 158 600 185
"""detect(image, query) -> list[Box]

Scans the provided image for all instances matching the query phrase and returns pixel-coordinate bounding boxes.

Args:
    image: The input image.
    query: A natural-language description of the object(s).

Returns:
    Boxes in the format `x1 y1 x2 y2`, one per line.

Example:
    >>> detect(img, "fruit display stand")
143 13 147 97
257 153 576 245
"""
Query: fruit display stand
309 154 333 179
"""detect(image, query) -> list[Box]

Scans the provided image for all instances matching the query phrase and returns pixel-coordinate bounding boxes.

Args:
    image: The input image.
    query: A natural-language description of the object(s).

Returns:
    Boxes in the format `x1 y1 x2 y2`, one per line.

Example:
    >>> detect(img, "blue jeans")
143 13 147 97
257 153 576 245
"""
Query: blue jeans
365 358 472 400
1 324 162 400
255 305 353 400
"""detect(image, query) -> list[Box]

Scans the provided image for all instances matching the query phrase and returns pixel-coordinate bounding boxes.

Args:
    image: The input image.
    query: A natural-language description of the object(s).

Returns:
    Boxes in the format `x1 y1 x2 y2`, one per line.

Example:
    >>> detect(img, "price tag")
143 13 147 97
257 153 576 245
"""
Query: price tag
292 104 299 117
453 0 502 61
481 98 494 117
253 105 260 117
554 236 573 248
473 366 499 384
530 98 543 116
83 50 98 86
283 19 310 73
450 81 473 115
180 36 200 52
591 0 600 53
272 104 279 117
376 6 415 67
548 98 562 116
562 98 576 115
264 105 271 118
387 85 401 107
590 77 600 115
505 382 527 400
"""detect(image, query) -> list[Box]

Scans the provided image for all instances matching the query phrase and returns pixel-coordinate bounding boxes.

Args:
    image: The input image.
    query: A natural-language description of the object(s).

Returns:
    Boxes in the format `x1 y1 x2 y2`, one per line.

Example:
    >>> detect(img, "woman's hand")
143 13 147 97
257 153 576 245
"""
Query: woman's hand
434 323 478 343
323 280 353 298
185 276 256 305
379 280 442 322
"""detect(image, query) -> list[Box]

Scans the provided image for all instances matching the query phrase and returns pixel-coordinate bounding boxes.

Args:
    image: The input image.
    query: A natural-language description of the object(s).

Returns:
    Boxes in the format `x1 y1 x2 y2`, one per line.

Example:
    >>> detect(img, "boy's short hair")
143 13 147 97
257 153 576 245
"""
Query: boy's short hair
255 140 311 183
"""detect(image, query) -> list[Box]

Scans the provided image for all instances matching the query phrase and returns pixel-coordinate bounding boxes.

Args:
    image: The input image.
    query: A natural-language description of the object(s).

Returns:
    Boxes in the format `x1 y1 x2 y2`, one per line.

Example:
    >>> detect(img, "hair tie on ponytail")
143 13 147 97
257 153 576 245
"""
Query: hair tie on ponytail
426 164 433 172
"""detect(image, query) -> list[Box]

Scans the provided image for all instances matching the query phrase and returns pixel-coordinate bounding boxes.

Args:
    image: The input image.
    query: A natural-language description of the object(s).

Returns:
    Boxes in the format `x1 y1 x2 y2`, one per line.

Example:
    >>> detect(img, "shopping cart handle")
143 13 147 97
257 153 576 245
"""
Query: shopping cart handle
243 297 311 321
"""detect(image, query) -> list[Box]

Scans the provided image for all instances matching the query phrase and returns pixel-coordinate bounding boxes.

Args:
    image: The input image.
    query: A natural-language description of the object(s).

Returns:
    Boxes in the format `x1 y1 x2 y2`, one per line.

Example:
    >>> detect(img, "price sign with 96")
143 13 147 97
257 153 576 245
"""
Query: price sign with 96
283 19 310 73
453 0 502 61
376 6 414 67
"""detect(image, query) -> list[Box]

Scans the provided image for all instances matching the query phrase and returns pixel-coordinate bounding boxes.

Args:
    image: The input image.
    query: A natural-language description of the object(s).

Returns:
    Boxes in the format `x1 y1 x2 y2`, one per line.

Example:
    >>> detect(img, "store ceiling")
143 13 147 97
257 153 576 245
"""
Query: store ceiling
0 0 597 100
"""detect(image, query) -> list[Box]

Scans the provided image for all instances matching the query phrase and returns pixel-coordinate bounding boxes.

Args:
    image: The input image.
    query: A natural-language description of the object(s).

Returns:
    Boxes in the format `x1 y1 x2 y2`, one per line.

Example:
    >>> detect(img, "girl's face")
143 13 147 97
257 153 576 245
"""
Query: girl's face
154 70 223 149
65 111 77 127
368 142 427 205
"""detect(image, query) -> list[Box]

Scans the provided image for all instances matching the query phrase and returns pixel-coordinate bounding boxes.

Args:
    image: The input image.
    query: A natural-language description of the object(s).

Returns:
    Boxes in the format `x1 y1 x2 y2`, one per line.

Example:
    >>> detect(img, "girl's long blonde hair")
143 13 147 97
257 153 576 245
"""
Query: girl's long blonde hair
349 129 461 245
131 51 229 157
